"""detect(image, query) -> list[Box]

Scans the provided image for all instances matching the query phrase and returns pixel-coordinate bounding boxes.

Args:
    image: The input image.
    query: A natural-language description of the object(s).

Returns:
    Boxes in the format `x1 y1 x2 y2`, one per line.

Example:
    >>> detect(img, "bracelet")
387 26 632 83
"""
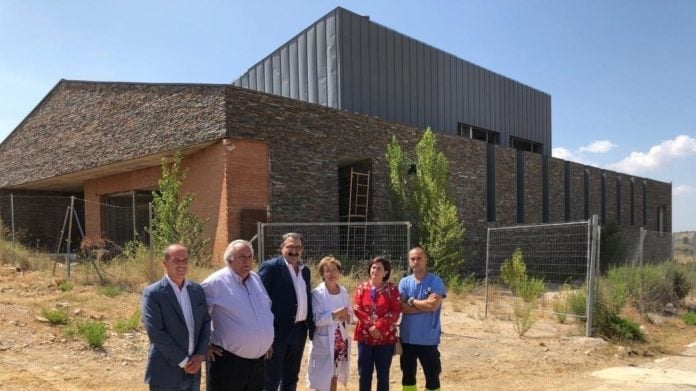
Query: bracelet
407 297 415 307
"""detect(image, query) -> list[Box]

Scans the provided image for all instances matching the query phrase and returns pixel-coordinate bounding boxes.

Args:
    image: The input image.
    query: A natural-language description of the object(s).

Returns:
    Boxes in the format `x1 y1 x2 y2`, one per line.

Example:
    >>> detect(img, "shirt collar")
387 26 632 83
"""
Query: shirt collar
226 266 247 284
164 274 190 292
283 257 304 270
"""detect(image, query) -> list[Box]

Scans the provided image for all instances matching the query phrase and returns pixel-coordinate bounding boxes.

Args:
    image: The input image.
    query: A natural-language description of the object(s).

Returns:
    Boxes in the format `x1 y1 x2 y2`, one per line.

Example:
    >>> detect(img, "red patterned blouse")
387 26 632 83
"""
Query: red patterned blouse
352 281 401 346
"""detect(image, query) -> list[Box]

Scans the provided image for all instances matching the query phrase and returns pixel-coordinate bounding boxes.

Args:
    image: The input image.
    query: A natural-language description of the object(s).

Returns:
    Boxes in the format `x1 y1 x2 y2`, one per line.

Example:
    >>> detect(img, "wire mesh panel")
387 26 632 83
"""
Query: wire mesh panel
257 222 411 272
485 220 593 321
0 193 78 251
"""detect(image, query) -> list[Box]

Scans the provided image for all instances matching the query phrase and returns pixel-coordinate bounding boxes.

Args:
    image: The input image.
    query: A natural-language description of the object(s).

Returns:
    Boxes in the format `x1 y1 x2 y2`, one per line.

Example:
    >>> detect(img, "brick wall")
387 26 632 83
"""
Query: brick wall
83 142 235 261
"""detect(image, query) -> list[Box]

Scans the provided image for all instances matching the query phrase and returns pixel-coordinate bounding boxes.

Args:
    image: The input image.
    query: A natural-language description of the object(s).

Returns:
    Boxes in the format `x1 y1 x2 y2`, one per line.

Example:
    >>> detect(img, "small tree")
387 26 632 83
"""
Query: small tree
149 152 209 264
386 128 465 280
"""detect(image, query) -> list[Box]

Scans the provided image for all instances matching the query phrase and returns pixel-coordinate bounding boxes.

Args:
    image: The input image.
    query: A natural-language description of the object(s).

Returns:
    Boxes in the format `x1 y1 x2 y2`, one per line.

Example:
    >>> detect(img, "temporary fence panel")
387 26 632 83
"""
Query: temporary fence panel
485 218 600 336
256 221 411 273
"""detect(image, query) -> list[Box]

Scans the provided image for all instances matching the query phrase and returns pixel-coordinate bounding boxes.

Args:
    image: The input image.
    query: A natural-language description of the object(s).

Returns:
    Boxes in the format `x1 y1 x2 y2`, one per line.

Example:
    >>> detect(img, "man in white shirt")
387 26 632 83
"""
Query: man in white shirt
202 240 274 391
142 244 211 391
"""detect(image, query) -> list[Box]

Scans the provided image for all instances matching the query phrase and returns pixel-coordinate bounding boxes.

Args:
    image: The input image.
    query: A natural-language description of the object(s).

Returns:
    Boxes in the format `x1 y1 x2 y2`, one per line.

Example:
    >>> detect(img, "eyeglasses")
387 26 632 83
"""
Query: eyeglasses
284 245 303 251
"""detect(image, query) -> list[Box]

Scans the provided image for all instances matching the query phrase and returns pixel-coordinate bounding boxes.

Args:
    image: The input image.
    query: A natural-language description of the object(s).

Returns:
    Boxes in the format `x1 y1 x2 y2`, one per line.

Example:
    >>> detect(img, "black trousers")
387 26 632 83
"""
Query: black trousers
207 345 265 391
400 343 442 391
263 322 308 391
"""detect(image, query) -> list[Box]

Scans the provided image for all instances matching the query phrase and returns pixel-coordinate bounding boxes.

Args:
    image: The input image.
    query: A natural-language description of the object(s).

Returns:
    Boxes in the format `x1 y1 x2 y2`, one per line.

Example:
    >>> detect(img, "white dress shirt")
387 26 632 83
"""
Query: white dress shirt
164 275 195 368
284 258 308 323
202 267 274 359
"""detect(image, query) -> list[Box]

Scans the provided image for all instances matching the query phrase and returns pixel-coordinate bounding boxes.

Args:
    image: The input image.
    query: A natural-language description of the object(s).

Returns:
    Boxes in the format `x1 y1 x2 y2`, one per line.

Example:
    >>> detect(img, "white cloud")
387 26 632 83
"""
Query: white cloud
607 135 696 175
552 147 596 166
579 140 617 153
552 147 576 160
674 185 696 196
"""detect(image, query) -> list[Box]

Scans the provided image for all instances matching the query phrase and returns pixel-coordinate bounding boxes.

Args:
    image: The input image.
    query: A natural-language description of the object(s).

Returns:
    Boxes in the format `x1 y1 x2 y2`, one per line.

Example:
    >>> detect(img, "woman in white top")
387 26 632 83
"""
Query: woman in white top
307 256 353 391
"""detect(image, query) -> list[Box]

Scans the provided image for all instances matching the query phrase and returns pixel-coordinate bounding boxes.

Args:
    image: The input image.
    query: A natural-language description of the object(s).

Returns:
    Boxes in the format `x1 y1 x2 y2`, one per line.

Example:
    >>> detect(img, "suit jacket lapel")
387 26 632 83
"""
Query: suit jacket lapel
279 258 294 288
161 277 186 324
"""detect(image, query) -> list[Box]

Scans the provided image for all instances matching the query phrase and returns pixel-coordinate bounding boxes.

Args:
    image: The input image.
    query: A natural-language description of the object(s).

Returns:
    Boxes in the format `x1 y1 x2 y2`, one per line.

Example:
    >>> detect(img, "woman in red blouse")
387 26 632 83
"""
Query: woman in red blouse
353 257 401 391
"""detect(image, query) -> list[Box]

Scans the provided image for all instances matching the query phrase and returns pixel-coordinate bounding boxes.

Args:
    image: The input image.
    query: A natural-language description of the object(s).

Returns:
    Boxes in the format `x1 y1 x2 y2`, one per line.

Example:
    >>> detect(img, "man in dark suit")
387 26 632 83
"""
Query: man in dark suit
142 243 211 391
259 232 315 391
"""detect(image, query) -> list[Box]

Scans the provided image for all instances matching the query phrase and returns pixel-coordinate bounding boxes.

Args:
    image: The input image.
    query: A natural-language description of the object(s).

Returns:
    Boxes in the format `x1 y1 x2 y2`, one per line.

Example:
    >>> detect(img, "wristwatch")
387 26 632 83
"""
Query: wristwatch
407 297 415 307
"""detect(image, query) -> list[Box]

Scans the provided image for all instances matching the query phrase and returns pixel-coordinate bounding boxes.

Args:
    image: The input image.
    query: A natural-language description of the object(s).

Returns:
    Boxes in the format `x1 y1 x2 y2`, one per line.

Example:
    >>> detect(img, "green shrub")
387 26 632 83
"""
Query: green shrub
640 264 677 312
58 281 73 292
512 298 536 336
41 308 69 325
566 289 587 317
114 309 141 334
500 248 526 295
683 312 696 326
668 263 694 300
448 273 479 295
599 274 629 315
78 320 108 348
602 315 645 341
149 152 210 265
552 284 576 323
517 276 546 303
98 285 122 298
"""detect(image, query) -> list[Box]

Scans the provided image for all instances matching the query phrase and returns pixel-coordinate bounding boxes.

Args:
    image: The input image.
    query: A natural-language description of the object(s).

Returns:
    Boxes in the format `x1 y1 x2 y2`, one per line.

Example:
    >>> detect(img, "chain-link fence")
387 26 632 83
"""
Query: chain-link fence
255 222 411 273
484 218 600 336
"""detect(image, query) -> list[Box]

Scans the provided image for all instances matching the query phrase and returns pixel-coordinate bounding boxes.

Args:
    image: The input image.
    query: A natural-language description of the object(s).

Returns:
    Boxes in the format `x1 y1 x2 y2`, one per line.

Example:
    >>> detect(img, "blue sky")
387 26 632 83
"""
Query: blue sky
1 0 694 231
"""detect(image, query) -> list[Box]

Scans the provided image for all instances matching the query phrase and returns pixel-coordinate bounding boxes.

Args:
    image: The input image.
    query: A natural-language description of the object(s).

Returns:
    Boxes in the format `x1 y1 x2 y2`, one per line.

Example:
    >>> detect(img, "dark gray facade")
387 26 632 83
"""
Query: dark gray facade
232 7 552 155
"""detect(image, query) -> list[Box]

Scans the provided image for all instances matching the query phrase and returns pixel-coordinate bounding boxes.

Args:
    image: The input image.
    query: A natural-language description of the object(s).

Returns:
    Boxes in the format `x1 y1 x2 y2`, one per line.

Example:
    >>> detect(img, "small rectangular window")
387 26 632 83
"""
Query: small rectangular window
458 123 499 144
510 136 543 154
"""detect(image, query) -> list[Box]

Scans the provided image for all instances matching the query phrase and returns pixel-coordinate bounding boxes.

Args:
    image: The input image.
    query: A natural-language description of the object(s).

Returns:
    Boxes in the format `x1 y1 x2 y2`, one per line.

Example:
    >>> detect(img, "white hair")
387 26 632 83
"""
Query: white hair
223 240 254 264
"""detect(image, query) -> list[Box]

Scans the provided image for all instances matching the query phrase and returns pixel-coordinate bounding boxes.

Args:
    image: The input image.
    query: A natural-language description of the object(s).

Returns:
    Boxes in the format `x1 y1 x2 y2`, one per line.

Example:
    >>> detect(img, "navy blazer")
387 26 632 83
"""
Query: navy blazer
141 277 211 387
259 256 315 341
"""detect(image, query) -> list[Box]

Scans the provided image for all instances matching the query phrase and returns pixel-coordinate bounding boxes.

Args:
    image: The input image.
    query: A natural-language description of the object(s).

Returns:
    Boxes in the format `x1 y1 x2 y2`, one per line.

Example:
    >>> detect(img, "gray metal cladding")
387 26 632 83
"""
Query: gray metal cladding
232 7 552 154
232 8 340 109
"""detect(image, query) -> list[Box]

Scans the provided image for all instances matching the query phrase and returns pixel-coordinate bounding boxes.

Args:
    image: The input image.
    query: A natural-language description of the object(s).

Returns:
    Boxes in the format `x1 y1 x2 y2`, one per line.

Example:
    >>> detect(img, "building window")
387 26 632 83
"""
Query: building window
458 123 500 144
510 136 543 154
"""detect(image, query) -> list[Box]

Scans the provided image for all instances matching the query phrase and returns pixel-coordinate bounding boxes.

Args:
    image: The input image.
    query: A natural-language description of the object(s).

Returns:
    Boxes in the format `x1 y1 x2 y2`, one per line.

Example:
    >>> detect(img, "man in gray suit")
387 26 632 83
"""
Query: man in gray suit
142 243 211 391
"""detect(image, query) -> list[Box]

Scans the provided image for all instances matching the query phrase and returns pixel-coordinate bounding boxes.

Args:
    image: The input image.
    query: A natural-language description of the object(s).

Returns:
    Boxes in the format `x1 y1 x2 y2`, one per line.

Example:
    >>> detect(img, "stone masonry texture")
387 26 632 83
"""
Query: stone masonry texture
0 81 673 271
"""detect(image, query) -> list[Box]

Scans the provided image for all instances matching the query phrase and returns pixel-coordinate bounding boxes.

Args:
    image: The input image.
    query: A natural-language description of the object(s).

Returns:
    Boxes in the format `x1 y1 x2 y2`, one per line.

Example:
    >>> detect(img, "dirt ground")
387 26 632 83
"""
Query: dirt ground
1 264 695 391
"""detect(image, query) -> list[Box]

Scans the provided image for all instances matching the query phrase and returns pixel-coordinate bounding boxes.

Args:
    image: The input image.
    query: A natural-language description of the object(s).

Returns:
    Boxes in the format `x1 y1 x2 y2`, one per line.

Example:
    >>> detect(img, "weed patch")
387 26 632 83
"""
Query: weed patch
41 308 69 325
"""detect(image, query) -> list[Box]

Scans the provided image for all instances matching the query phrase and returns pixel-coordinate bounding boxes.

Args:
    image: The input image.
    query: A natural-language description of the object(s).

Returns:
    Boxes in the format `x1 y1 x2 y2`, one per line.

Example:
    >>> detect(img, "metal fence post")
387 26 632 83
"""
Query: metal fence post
131 191 137 241
10 193 15 244
484 227 491 319
638 227 646 313
586 215 599 337
65 196 75 279
257 222 264 263
148 202 153 248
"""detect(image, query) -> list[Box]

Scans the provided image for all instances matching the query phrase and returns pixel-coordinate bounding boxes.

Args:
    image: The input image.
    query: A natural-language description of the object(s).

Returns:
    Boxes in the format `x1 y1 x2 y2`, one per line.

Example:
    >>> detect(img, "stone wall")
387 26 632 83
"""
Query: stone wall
0 82 672 270
0 81 227 188
223 86 672 271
